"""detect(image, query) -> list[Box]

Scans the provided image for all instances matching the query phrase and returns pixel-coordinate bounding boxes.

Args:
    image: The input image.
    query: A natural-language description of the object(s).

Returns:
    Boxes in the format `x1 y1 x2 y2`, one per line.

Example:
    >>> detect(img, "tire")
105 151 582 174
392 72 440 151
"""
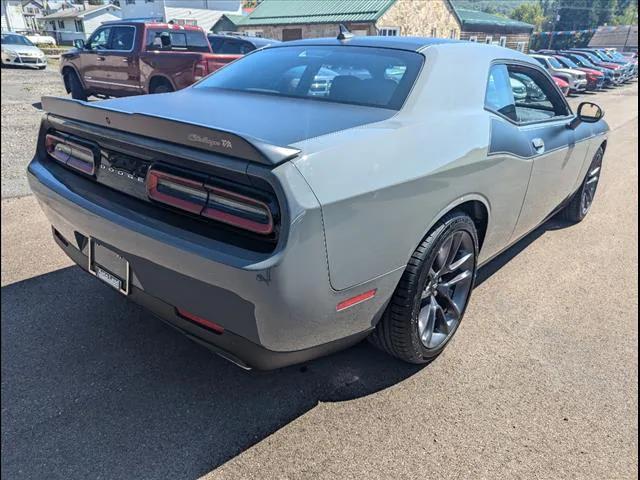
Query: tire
369 212 478 364
560 146 604 223
150 81 173 94
65 70 87 101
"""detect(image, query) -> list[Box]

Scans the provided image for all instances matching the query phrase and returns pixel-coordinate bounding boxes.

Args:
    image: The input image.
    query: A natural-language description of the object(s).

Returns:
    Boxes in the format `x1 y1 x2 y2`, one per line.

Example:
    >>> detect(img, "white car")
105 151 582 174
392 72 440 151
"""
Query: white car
530 54 587 92
1 32 47 69
25 33 57 46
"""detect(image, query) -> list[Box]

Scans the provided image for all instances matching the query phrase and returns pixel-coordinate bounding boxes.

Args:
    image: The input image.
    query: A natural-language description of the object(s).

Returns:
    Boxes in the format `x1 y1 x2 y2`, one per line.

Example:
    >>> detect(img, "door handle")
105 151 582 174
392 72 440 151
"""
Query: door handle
96 56 106 61
121 58 129 63
531 138 545 152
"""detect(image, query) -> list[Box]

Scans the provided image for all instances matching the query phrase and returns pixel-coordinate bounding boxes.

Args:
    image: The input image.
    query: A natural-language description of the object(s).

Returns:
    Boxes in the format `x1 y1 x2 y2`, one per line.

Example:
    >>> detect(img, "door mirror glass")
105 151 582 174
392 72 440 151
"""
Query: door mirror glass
73 39 85 49
577 102 604 123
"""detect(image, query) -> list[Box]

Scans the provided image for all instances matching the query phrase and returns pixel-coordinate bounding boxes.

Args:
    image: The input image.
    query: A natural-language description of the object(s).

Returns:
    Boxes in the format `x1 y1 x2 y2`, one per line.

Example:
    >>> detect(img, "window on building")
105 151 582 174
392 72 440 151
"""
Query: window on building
485 35 493 44
430 27 437 37
145 0 154 2
450 29 457 39
57 20 65 29
516 41 526 52
173 18 198 26
378 27 399 37
74 19 84 32
125 0 136 4
243 30 264 38
469 35 478 42
499 36 507 47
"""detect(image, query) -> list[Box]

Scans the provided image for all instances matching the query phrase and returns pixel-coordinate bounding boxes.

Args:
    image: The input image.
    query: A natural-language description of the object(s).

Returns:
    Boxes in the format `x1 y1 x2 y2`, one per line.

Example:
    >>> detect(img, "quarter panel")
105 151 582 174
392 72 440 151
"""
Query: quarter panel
294 112 533 290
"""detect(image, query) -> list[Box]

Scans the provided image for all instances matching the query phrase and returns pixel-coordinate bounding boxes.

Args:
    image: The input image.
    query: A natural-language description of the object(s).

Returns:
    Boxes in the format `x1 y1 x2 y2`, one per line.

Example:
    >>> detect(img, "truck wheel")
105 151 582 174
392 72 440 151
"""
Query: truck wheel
65 71 87 101
150 80 174 94
369 212 478 364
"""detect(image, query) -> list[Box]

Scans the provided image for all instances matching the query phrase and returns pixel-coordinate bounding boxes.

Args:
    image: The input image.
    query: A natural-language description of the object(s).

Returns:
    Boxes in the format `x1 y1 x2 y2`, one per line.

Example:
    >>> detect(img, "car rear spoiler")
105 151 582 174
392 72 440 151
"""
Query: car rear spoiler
40 96 300 166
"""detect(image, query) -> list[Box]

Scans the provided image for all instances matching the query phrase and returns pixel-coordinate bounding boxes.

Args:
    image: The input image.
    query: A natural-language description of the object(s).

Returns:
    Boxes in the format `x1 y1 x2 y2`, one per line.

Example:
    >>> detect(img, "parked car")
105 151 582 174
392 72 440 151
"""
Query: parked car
575 48 636 79
25 33 57 46
552 75 570 96
552 55 605 90
530 54 587 93
207 33 280 55
60 21 234 100
1 32 47 69
566 50 627 84
29 37 609 370
557 50 619 86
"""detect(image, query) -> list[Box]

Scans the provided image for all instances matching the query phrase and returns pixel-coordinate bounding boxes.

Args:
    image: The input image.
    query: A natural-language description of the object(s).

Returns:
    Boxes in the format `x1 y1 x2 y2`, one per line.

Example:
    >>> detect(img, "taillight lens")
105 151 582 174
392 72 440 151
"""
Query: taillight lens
147 167 275 235
202 184 273 234
45 133 96 175
194 60 208 81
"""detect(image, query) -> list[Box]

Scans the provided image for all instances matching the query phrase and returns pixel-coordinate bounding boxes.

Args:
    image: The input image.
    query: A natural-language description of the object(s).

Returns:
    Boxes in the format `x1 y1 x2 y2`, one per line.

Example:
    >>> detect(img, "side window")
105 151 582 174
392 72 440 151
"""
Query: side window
110 26 135 51
507 66 569 123
532 57 547 67
485 64 517 121
87 27 111 50
219 39 254 54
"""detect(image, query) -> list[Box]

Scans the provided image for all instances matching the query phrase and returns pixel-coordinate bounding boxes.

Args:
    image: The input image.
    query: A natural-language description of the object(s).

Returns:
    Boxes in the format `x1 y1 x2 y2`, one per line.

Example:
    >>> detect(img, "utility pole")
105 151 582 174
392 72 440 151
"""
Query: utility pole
548 9 561 49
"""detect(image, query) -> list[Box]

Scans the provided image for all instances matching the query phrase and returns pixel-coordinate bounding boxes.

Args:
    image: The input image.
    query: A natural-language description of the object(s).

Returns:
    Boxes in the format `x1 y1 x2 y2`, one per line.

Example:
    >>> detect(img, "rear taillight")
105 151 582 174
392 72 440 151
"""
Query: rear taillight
147 167 275 235
45 133 96 175
194 60 208 81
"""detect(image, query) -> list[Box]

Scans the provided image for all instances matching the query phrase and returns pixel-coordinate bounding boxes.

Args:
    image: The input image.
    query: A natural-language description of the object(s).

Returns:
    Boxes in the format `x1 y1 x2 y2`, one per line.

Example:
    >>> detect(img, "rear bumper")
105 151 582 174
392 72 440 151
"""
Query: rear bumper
53 230 371 370
27 157 397 369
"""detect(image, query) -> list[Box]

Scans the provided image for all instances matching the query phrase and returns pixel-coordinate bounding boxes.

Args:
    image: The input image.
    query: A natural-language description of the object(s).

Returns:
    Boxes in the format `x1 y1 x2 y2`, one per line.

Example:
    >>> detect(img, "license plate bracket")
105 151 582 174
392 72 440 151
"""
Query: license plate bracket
88 238 130 295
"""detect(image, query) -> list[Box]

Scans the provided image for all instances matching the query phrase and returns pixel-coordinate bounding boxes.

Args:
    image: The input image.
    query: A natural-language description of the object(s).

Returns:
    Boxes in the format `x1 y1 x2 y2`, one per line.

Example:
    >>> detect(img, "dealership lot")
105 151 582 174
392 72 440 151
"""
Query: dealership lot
1 64 638 480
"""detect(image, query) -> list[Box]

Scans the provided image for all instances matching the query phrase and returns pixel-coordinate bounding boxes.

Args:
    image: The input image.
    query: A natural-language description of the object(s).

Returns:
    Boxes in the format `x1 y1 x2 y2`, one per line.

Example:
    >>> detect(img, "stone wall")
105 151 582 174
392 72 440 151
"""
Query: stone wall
376 0 460 38
240 23 376 41
459 31 532 52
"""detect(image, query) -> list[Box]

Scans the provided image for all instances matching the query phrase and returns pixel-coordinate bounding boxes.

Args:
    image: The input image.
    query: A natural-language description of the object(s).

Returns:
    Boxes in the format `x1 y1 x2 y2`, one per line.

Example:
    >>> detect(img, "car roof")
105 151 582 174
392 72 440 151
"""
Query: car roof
270 36 463 52
207 33 280 47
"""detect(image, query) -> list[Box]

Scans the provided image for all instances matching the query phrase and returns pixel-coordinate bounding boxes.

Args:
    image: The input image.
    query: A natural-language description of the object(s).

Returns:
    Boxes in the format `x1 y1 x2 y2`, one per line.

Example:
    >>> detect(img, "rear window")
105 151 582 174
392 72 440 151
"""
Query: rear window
195 45 423 110
145 28 210 52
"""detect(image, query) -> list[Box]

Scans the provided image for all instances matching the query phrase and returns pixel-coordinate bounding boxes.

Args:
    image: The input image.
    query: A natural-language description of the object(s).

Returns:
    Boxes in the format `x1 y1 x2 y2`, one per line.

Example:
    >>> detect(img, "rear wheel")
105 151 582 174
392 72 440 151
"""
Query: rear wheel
149 79 174 94
561 147 604 223
369 212 478 364
65 70 87 101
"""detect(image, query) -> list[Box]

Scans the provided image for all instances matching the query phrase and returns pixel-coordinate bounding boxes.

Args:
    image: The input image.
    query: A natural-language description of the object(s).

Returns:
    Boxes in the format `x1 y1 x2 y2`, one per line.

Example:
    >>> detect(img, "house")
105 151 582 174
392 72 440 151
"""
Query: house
227 0 533 51
1 0 28 32
39 3 121 44
454 7 534 52
211 12 244 33
120 0 241 32
21 0 44 32
589 25 638 53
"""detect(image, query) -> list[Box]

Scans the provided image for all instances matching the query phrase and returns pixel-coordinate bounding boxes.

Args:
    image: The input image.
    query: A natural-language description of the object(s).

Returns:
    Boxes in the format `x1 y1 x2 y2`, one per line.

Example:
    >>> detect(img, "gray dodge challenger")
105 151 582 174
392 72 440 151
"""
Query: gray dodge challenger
28 35 609 370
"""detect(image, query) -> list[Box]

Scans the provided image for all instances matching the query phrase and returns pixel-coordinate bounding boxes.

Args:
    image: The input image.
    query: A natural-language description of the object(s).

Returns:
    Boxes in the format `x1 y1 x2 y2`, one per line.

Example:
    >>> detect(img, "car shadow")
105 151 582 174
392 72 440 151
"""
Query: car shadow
1 266 422 479
476 215 569 286
1 214 572 479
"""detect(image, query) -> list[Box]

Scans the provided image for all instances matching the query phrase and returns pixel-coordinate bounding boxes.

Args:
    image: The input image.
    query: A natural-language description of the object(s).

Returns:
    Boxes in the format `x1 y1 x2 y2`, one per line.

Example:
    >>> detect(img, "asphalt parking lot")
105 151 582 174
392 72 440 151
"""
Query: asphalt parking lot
1 65 638 480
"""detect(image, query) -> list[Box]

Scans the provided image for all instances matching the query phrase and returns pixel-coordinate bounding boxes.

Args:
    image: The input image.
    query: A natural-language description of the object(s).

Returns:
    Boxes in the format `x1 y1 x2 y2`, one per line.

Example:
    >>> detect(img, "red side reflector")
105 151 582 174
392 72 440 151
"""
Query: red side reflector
176 308 225 334
336 289 377 312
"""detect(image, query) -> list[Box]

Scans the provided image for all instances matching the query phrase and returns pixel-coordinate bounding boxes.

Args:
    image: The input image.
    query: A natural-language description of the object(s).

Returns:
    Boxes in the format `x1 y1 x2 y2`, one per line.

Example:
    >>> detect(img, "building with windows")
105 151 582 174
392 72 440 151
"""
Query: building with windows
221 0 533 52
1 0 28 32
119 0 241 33
39 4 121 44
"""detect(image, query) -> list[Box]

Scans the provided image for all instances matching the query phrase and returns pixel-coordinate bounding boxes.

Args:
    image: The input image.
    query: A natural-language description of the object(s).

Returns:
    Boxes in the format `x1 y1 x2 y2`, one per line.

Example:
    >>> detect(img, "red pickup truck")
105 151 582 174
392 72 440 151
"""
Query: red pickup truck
60 21 241 99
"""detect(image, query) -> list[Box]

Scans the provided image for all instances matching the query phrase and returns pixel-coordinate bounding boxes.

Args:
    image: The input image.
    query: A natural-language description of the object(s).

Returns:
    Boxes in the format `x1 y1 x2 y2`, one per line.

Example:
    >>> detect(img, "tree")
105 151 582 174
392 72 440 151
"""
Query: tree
511 3 546 30
612 0 638 24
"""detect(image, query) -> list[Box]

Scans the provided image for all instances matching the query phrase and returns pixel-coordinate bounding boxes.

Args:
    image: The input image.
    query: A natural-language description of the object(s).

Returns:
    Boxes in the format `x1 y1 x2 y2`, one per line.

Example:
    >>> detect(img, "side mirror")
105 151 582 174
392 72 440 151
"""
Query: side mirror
73 39 85 49
568 101 604 129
